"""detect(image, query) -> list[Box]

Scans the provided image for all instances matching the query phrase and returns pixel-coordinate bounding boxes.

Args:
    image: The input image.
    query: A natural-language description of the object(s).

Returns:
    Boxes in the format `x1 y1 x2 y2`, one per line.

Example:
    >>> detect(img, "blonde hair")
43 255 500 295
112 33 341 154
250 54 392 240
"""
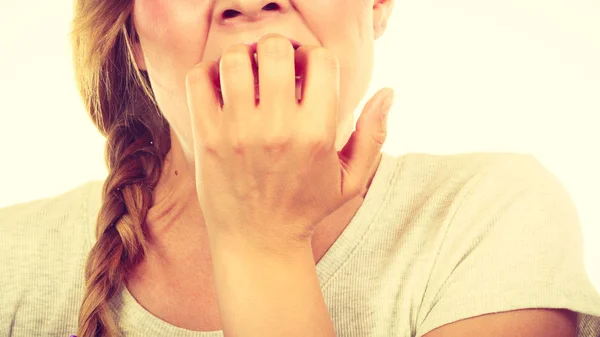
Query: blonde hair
70 0 170 335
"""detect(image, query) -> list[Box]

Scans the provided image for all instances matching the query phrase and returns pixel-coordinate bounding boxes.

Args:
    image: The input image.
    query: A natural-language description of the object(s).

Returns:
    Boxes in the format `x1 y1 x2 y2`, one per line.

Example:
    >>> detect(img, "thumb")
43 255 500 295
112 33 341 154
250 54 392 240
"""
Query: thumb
338 88 395 194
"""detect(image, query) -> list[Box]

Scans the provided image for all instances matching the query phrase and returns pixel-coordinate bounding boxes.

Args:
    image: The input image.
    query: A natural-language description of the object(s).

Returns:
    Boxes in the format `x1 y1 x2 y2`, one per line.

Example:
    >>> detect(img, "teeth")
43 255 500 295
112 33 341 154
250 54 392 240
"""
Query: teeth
253 52 258 64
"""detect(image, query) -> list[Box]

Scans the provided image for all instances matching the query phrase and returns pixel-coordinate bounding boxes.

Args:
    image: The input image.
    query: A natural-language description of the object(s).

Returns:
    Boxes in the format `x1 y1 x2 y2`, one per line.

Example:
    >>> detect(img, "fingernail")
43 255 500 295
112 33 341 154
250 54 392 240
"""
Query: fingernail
381 90 395 116
380 91 395 126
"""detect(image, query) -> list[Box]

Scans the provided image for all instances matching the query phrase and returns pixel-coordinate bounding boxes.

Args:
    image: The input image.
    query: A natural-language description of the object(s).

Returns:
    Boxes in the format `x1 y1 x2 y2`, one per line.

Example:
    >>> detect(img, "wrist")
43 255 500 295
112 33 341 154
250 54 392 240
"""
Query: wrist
208 229 313 259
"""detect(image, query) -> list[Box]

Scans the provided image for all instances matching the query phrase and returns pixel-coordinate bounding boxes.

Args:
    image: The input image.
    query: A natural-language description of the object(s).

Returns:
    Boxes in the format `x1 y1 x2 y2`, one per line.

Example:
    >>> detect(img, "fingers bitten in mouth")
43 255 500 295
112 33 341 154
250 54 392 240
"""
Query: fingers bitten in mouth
214 50 305 104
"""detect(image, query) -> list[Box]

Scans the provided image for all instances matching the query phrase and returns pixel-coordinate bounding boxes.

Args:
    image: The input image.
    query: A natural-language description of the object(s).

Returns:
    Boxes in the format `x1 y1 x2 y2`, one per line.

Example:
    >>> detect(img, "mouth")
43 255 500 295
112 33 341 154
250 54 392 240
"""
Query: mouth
215 37 304 94
216 38 302 67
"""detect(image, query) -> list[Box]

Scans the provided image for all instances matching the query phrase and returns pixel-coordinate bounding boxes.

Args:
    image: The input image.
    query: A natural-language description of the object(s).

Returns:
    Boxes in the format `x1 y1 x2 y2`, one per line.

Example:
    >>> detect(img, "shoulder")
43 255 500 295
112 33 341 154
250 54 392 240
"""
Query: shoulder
382 151 560 243
399 151 547 183
389 152 577 270
0 180 103 335
403 151 567 209
408 153 600 336
411 151 583 277
0 180 102 246
0 180 103 285
394 152 558 217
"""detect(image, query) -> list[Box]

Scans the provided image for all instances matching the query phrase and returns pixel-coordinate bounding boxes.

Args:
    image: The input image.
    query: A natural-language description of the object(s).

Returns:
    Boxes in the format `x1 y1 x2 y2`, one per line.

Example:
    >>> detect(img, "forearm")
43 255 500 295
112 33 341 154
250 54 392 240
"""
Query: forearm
208 235 336 337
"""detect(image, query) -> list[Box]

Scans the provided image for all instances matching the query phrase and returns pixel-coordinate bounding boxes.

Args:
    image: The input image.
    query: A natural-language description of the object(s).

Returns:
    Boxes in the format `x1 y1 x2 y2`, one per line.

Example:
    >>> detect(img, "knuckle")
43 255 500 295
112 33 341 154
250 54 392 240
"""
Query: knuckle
260 34 293 57
230 136 248 155
262 134 291 153
305 132 331 152
227 127 250 154
199 133 220 153
347 182 362 199
321 137 335 151
370 129 387 147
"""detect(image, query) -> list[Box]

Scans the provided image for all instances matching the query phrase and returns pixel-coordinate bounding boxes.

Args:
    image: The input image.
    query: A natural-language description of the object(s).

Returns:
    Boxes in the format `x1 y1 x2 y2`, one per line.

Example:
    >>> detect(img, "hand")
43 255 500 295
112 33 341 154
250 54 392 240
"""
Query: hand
186 33 395 254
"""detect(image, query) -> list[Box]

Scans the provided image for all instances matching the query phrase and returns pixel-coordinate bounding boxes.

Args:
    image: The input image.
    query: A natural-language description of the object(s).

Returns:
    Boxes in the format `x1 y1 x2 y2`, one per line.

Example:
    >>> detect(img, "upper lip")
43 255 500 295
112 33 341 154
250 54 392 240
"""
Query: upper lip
216 37 303 64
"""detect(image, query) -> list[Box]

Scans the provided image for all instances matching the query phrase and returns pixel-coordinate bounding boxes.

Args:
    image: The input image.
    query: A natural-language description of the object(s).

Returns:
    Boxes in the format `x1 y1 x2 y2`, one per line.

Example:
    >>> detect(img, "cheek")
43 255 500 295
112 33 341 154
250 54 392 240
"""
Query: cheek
134 0 208 51
133 0 170 41
134 0 211 77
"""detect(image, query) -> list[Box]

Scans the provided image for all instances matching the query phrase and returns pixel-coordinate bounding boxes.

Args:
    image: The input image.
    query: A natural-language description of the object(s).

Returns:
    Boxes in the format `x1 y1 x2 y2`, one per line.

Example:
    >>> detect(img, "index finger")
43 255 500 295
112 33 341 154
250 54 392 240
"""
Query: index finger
186 61 222 146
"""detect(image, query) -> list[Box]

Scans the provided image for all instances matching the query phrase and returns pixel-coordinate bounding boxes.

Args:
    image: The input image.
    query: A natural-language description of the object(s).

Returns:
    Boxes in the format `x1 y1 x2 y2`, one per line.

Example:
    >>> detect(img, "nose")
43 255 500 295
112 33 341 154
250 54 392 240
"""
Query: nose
215 0 291 23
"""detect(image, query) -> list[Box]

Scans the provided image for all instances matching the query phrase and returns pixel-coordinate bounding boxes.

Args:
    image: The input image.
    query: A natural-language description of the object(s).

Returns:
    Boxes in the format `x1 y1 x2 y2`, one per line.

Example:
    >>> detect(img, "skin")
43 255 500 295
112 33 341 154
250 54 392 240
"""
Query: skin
125 0 578 334
130 0 394 265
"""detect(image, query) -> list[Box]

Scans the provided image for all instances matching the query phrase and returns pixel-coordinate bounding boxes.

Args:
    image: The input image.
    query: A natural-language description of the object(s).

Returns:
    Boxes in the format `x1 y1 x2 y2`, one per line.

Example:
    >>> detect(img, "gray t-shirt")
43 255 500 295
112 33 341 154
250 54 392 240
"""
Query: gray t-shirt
1 152 599 336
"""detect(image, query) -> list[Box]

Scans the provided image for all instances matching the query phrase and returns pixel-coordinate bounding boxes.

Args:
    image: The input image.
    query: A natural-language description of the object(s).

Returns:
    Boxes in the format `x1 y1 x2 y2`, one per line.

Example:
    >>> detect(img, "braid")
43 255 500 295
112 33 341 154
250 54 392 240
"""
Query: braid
77 119 167 337
71 1 171 334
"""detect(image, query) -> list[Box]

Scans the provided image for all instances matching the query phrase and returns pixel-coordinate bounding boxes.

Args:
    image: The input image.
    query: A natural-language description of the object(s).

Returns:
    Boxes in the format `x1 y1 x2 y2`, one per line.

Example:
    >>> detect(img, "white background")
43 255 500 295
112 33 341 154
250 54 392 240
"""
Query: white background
1 1 598 290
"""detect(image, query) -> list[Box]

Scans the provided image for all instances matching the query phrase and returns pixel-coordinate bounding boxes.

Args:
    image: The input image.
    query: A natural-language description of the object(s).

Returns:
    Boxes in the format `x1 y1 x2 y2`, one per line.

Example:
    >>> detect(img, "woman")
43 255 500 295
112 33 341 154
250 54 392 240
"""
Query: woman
1 0 599 336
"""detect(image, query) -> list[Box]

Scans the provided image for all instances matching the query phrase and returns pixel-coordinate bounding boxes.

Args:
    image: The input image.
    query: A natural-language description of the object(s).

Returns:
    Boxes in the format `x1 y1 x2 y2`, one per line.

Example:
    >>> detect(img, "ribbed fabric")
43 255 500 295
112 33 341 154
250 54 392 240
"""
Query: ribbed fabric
1 151 599 337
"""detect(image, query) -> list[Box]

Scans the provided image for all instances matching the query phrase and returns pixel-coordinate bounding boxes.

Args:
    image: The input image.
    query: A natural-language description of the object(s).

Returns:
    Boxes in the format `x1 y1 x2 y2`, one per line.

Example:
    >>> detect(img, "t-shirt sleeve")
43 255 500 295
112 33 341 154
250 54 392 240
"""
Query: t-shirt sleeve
415 154 600 337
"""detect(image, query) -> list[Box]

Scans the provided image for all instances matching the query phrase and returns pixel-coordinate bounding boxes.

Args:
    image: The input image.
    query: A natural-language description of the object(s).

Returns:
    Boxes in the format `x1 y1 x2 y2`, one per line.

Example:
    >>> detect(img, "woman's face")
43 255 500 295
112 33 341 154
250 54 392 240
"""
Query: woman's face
132 0 394 154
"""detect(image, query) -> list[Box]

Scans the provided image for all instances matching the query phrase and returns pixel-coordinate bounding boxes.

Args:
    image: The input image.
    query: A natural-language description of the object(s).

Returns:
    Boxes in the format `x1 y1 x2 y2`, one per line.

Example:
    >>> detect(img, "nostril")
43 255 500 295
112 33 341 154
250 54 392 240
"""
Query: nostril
223 3 279 20
263 3 280 11
222 9 240 20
